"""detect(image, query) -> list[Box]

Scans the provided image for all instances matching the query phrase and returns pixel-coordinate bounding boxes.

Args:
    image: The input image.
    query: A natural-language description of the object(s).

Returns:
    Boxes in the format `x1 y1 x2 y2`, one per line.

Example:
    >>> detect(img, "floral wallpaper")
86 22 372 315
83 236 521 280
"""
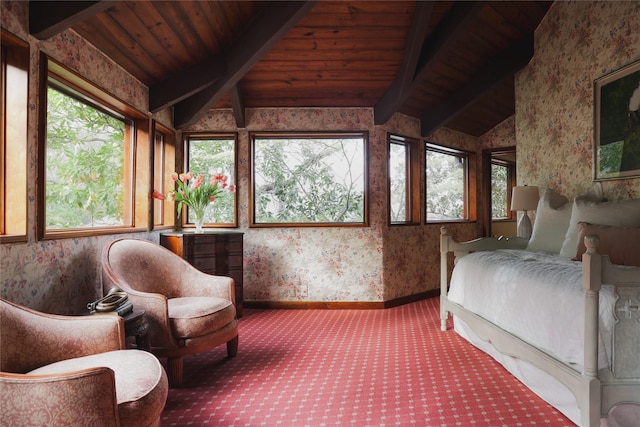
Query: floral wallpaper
0 4 161 314
2 0 638 312
184 107 482 304
516 1 640 200
480 115 516 150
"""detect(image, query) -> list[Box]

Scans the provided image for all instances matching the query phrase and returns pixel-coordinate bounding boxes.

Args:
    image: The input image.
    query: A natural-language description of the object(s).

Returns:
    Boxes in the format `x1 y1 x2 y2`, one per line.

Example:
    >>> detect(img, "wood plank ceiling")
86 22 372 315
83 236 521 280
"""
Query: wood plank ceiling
29 1 552 137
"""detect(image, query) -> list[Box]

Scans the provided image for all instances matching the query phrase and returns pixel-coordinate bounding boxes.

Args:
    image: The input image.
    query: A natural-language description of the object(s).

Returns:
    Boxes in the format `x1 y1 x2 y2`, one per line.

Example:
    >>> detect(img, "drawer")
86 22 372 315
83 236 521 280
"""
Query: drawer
228 256 242 269
226 240 243 254
192 256 215 270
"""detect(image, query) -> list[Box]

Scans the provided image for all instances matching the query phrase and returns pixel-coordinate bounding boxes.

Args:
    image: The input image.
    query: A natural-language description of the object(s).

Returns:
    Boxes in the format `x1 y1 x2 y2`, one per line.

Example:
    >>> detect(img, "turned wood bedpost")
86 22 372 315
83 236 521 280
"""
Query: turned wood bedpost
581 234 602 427
582 235 602 378
440 227 450 331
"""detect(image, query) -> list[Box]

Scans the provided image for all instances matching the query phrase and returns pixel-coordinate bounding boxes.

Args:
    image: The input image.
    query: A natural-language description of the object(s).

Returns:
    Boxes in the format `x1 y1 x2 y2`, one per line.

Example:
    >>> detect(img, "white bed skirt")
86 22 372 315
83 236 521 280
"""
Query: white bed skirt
453 316 640 427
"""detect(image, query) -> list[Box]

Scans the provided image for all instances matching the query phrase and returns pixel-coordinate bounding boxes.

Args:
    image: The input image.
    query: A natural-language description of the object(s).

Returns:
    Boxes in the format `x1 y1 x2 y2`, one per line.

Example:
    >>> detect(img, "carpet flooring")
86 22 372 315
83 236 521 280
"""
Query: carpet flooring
161 298 573 426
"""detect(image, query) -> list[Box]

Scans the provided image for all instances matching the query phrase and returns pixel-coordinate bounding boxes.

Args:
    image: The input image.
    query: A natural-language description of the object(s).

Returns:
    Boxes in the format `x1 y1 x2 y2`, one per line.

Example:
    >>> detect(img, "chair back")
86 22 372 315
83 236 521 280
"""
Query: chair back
1 299 123 373
102 238 193 297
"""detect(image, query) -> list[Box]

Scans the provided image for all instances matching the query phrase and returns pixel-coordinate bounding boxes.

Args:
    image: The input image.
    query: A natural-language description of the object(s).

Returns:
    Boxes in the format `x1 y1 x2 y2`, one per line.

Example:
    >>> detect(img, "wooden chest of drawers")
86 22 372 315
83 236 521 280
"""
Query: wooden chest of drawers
160 231 244 317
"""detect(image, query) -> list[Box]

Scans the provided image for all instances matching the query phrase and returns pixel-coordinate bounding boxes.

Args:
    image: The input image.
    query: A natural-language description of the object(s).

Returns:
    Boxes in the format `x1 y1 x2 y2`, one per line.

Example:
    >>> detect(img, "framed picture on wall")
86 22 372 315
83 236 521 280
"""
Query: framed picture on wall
593 60 640 180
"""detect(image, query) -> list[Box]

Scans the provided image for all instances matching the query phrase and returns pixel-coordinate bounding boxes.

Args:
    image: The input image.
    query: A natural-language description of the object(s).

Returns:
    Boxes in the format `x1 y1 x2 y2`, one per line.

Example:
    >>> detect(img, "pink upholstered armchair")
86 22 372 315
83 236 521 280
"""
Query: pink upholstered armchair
101 238 239 387
0 298 168 426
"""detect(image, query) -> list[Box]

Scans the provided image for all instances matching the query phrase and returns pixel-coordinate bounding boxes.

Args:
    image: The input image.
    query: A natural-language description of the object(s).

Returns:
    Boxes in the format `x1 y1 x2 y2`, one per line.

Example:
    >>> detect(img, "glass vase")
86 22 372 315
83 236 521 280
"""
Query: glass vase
192 208 206 233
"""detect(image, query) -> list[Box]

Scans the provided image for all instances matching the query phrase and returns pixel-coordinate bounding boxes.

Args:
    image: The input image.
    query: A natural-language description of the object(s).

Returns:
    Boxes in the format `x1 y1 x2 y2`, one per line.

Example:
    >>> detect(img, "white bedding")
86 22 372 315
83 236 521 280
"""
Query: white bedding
447 249 616 370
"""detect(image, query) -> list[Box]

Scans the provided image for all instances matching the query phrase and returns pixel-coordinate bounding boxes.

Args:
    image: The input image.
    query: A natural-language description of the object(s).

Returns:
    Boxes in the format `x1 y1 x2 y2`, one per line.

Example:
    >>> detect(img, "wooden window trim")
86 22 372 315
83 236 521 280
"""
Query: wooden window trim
249 131 369 228
182 132 239 229
37 54 151 240
0 30 29 243
388 134 421 226
425 142 477 224
151 121 177 230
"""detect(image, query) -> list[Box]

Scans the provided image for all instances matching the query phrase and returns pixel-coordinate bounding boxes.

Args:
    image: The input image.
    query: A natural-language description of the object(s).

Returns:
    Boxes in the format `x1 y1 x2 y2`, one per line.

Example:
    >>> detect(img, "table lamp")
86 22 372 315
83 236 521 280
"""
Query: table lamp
510 185 539 239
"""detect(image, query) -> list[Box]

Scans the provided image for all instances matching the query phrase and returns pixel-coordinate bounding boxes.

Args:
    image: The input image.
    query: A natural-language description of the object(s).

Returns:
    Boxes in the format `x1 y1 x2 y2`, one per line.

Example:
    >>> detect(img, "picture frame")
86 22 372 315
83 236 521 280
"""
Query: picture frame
593 60 640 181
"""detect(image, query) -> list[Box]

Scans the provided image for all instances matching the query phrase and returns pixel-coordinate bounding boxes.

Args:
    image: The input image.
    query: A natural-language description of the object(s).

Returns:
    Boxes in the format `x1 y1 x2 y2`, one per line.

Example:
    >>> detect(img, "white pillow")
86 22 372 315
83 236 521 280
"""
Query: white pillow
527 188 572 253
558 197 640 258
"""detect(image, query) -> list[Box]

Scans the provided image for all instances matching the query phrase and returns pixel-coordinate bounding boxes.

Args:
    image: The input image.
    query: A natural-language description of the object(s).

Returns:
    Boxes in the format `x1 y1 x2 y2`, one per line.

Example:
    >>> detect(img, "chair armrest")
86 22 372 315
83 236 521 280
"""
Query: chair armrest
179 269 235 303
0 368 120 426
123 290 177 349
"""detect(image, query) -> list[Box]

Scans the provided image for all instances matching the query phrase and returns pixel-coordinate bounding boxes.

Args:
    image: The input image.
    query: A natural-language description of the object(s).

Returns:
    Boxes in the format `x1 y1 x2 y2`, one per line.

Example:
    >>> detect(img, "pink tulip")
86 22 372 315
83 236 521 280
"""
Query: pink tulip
170 172 178 181
192 174 204 189
152 190 165 200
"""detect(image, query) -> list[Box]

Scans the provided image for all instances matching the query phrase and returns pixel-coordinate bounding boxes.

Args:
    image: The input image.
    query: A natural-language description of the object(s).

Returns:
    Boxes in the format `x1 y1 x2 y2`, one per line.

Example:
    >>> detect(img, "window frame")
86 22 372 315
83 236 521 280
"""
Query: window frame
0 30 29 243
425 142 477 224
152 121 176 230
388 134 421 225
250 131 369 228
182 132 239 229
37 55 151 240
490 158 517 221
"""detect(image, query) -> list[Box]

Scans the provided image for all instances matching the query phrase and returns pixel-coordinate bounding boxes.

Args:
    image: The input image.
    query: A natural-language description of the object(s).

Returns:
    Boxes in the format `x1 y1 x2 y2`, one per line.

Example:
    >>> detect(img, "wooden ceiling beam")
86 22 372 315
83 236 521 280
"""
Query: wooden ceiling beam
230 85 246 128
29 1 119 40
173 1 318 129
374 1 484 125
420 33 534 137
373 1 434 125
149 56 226 113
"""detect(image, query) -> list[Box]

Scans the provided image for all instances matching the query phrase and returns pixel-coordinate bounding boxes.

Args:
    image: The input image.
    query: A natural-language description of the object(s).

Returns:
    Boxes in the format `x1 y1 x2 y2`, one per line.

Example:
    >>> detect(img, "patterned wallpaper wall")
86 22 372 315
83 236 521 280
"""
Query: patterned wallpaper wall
0 2 160 314
516 1 640 200
2 1 638 312
184 109 481 303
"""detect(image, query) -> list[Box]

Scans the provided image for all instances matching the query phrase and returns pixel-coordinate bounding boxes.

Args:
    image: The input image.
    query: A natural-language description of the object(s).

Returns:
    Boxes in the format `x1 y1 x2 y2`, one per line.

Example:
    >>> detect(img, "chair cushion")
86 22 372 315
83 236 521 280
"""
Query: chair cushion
168 297 236 339
29 350 168 426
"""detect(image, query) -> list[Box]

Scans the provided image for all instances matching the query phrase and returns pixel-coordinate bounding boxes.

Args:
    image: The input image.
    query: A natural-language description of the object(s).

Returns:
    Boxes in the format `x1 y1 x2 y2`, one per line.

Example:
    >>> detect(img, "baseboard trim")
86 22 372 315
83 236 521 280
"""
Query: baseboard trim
243 289 439 310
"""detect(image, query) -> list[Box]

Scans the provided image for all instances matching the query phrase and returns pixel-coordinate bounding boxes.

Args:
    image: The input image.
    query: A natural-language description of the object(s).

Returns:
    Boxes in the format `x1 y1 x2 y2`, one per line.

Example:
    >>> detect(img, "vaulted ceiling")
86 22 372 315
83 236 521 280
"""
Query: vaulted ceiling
29 1 552 137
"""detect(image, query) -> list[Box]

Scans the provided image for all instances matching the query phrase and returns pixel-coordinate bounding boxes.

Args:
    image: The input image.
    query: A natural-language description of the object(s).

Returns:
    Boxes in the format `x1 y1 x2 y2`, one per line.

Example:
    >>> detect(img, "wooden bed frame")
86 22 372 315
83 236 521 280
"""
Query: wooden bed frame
439 227 640 427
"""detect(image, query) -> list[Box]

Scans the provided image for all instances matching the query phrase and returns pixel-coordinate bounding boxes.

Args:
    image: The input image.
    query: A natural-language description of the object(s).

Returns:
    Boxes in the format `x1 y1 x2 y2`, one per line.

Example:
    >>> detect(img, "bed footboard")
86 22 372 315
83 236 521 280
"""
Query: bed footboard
582 235 640 424
439 226 527 331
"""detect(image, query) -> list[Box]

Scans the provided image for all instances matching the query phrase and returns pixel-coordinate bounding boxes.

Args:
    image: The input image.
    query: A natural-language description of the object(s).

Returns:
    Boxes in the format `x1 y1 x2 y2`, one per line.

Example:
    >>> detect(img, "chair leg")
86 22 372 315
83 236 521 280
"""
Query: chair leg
167 356 183 387
227 335 239 357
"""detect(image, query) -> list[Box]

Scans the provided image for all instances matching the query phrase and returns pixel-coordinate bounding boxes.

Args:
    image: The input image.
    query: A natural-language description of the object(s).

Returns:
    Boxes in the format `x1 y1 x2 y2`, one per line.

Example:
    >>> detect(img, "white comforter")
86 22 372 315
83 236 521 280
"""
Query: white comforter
447 249 615 370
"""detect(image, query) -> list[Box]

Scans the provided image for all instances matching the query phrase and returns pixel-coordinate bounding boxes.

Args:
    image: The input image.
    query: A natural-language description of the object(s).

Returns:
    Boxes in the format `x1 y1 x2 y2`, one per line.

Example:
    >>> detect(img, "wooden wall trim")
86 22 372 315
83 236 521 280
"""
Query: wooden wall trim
243 289 439 310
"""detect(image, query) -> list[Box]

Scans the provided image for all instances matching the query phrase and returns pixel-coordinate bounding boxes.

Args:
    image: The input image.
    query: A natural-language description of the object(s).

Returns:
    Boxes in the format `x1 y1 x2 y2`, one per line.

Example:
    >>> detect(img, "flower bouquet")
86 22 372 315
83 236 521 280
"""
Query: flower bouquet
153 171 235 232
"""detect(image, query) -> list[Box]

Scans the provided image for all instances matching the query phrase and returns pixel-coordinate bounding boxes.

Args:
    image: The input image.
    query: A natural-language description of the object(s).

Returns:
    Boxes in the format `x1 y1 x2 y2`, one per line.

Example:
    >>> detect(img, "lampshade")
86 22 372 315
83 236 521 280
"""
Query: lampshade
510 186 539 211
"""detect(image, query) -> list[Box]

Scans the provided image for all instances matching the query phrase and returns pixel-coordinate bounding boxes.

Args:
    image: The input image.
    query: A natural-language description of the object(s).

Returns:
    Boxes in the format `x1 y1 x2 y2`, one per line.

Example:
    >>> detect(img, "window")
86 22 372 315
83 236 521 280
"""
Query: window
251 132 367 226
491 162 509 219
490 162 515 222
425 143 475 222
39 57 150 239
153 122 176 228
388 134 421 224
184 134 237 227
1 31 29 242
45 84 131 229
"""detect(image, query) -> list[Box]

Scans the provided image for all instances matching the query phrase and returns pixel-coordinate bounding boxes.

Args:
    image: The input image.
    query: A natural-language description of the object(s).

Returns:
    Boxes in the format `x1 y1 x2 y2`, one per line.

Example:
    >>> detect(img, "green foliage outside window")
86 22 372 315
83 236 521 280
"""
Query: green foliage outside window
426 149 465 221
46 86 126 228
253 136 365 223
187 138 236 224
491 163 508 219
389 142 407 222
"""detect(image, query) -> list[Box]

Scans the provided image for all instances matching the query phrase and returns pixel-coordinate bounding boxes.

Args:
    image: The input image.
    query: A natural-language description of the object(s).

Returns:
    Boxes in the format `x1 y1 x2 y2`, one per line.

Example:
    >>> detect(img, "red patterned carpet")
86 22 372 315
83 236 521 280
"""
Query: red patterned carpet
161 298 573 426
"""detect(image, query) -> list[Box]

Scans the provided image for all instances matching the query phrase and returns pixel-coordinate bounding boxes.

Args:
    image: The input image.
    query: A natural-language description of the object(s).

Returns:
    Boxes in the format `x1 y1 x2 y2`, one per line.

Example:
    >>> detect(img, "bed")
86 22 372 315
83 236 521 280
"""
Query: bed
439 189 640 427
